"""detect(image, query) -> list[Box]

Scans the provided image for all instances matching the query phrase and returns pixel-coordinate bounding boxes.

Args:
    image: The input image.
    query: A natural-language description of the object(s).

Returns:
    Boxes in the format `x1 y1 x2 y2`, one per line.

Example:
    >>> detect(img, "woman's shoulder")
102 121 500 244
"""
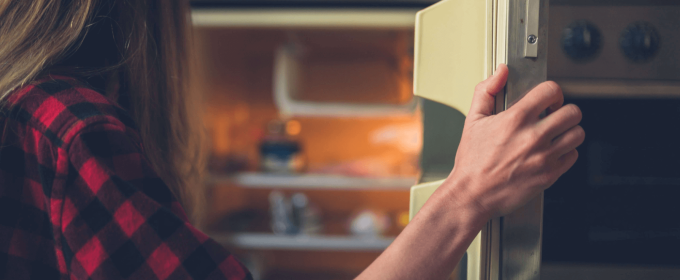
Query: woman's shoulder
5 75 137 147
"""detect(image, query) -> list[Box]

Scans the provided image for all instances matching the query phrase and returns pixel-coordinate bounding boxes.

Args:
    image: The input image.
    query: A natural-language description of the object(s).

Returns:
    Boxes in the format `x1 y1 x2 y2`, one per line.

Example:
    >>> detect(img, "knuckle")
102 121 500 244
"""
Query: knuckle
528 128 546 144
529 153 549 171
509 110 524 123
565 104 583 121
568 148 580 160
574 125 586 140
475 82 486 93
536 172 552 187
540 81 564 106
503 109 525 126
538 153 551 167
544 81 563 98
561 150 579 169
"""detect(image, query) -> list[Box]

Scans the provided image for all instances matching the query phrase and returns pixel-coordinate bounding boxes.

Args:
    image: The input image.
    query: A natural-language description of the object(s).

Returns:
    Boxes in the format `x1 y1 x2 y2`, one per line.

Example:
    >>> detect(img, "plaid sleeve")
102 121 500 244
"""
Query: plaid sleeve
61 120 252 280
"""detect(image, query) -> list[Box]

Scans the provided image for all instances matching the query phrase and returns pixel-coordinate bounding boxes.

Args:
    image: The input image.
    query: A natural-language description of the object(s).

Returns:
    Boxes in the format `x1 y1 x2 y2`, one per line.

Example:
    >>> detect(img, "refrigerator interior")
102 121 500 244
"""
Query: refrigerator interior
190 25 426 279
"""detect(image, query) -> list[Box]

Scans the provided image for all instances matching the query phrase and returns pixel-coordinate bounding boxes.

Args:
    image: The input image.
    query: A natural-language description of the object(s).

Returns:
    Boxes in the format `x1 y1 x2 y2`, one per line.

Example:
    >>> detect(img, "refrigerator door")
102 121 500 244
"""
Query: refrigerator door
411 0 549 279
412 0 494 115
411 0 497 279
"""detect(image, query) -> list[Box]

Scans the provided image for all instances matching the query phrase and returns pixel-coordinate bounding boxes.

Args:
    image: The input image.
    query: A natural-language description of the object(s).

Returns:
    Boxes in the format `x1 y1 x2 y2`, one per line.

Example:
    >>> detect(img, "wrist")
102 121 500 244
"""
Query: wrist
422 174 492 234
361 175 493 279
398 175 491 272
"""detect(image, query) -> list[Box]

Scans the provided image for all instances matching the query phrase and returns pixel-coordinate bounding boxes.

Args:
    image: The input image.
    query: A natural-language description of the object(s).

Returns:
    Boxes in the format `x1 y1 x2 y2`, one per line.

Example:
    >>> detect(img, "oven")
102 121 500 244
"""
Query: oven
542 3 680 279
409 0 680 279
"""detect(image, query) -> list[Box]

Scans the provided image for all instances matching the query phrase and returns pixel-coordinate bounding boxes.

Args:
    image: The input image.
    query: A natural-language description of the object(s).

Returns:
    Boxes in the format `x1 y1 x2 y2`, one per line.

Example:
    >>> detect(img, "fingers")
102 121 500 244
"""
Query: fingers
486 64 509 95
554 149 579 178
550 125 585 157
511 81 564 121
538 104 583 140
468 64 509 119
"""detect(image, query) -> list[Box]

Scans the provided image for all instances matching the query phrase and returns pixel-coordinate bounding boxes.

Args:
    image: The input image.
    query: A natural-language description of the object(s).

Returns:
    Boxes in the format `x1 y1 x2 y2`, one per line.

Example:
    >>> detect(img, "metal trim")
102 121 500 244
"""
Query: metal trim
555 79 680 98
524 0 540 57
498 0 549 279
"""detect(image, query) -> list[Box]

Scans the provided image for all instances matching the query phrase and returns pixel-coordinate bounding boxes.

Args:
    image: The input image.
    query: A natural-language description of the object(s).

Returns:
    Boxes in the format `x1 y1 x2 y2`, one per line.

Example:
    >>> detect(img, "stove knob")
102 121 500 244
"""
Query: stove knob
561 21 602 62
619 22 660 63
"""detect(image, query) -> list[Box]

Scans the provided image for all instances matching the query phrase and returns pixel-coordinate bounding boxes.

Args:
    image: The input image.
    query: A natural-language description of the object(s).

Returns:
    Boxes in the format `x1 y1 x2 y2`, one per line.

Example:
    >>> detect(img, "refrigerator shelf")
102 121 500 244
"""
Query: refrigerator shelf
208 172 416 190
209 232 394 251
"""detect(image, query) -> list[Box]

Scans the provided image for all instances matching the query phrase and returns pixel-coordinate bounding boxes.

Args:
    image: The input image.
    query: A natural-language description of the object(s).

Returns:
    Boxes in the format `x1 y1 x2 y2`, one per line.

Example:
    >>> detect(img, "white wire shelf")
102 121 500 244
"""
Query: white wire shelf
210 232 394 251
208 172 416 190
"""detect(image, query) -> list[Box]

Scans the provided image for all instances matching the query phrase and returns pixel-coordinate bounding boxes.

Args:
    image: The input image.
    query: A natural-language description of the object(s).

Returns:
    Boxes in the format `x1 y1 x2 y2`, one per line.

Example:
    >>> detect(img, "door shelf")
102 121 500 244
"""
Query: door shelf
208 172 416 190
191 8 419 28
209 232 394 251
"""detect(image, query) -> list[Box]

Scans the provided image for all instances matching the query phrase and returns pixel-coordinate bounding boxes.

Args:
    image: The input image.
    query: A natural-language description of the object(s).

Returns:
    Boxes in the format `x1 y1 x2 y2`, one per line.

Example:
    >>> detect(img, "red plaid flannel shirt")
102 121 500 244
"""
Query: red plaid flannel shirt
0 76 251 279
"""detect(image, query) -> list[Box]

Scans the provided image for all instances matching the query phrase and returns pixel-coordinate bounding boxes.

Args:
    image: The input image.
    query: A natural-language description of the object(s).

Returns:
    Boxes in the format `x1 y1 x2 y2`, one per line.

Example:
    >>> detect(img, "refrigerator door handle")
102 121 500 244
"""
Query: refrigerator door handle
524 0 540 58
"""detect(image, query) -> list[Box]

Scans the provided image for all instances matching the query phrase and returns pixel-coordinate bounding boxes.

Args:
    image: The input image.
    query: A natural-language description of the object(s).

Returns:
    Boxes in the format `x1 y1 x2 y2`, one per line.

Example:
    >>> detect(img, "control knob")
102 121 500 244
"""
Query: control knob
619 22 660 63
561 21 602 62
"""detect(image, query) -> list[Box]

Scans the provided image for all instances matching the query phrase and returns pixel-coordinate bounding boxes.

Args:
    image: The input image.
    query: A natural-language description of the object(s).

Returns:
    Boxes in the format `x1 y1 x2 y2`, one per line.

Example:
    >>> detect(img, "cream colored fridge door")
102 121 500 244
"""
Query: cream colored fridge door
411 0 501 279
412 0 495 115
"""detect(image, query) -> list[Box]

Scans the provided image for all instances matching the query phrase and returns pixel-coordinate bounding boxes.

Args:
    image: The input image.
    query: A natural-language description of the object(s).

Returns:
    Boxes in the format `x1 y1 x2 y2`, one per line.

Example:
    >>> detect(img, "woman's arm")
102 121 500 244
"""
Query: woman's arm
357 64 585 279
357 176 490 279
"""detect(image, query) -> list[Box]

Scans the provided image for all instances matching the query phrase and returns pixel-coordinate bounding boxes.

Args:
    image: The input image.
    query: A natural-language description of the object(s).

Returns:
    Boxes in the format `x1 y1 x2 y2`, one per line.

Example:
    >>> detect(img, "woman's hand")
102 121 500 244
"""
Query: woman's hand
357 64 584 280
446 64 585 218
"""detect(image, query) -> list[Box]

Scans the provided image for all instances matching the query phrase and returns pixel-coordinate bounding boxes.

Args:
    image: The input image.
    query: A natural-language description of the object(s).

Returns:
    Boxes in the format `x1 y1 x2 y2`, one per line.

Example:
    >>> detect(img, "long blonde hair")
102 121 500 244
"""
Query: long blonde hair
0 0 207 223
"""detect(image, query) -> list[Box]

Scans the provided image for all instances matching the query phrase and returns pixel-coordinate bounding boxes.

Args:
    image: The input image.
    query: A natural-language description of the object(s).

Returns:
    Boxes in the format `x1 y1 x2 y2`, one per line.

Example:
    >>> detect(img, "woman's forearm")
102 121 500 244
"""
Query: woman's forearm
356 177 490 280
357 64 584 279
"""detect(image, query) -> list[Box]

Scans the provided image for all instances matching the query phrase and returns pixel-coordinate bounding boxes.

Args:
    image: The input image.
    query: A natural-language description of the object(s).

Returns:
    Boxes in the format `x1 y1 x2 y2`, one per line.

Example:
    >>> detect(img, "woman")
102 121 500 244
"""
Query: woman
0 0 250 279
0 0 584 279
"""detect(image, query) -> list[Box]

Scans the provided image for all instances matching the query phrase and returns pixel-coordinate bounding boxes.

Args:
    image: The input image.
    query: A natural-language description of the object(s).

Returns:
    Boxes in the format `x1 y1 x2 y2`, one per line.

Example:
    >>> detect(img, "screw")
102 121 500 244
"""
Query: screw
528 35 538 44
